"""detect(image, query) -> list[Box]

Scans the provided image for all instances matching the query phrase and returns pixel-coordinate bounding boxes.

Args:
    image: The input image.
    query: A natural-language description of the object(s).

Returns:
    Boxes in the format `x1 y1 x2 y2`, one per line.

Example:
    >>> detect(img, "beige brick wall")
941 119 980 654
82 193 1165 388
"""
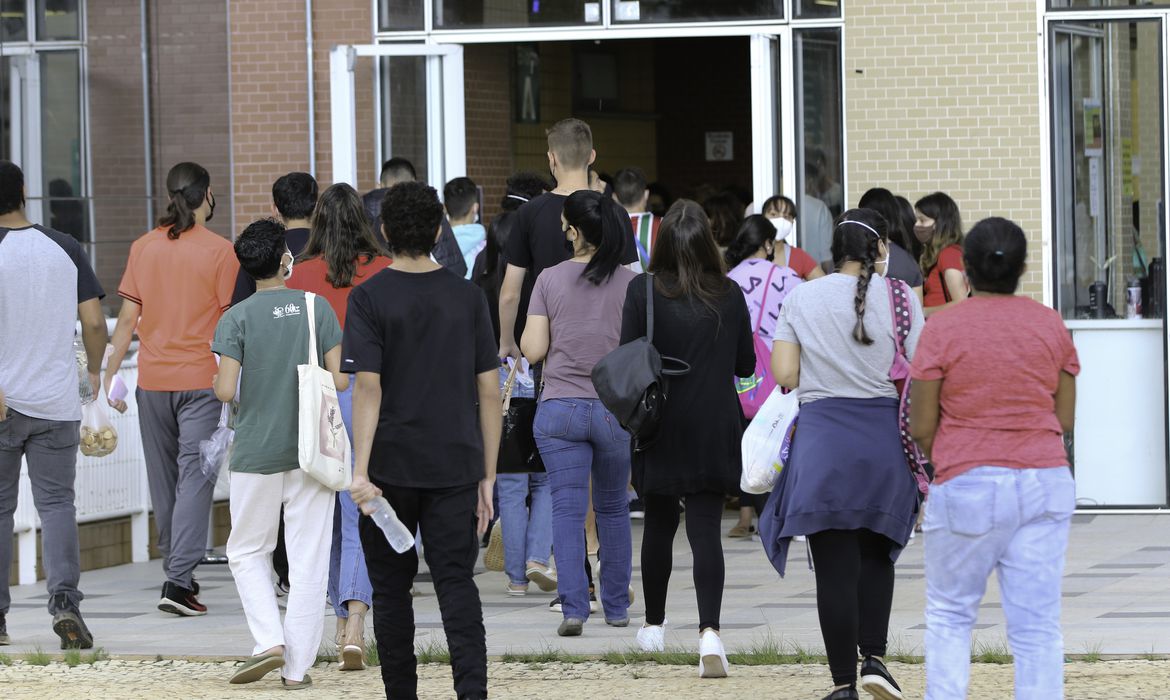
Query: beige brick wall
844 0 1045 300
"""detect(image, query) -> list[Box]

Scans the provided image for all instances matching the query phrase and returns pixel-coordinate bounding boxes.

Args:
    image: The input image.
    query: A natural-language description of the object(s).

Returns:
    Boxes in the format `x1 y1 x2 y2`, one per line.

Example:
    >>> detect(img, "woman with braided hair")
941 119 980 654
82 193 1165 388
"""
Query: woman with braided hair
762 208 924 700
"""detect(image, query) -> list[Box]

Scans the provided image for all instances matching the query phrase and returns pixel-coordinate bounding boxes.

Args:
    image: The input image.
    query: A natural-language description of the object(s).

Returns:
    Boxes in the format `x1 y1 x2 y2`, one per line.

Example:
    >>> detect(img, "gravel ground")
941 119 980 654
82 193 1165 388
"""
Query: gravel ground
0 659 1165 699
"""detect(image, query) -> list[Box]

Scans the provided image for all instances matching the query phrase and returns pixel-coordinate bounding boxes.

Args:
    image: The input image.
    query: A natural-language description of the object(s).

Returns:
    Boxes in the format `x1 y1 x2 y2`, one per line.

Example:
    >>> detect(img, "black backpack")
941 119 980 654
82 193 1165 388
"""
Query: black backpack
592 274 690 452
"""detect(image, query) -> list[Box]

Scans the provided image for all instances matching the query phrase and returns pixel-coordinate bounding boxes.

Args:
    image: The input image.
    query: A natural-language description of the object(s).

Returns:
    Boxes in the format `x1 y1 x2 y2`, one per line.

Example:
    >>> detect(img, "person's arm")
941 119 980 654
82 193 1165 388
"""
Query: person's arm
619 277 644 344
804 266 825 281
104 299 140 412
909 378 942 460
213 356 241 403
912 285 924 304
78 297 108 399
924 268 969 317
771 341 801 389
325 345 348 392
497 264 526 359
348 371 384 511
1055 370 1076 434
475 369 501 537
520 315 550 365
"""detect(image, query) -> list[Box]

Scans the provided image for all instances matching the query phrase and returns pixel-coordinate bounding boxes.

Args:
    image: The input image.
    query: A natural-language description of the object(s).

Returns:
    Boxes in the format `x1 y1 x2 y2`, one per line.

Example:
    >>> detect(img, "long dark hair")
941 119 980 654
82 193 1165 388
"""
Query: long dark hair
159 162 209 239
649 199 732 313
477 210 516 294
831 208 888 346
702 192 744 248
563 189 628 285
301 183 389 288
724 215 775 269
858 187 915 257
894 195 922 261
915 191 964 273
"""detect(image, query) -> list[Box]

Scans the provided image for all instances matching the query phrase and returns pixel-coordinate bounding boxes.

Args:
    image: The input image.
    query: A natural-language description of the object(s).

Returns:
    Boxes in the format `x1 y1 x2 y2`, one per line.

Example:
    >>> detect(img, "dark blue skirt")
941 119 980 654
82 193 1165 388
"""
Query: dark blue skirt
759 397 918 577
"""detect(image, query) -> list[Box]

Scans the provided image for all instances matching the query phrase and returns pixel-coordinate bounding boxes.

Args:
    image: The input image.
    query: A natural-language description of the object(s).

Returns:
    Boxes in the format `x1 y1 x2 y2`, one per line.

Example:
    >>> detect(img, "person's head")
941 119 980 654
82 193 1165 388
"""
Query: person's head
613 167 649 213
443 176 479 225
649 199 731 312
546 118 595 181
914 191 964 271
560 189 630 286
381 181 444 259
379 157 417 188
761 195 797 242
0 160 25 216
235 218 291 282
159 162 213 239
831 208 890 346
858 187 914 255
963 217 1027 295
271 172 318 224
702 192 744 248
724 215 778 269
647 182 671 218
500 171 548 212
302 183 388 288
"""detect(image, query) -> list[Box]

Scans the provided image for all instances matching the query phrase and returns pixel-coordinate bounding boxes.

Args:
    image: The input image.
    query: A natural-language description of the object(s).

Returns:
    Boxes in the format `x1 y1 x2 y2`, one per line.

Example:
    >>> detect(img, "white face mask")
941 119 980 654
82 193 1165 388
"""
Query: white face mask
770 217 794 242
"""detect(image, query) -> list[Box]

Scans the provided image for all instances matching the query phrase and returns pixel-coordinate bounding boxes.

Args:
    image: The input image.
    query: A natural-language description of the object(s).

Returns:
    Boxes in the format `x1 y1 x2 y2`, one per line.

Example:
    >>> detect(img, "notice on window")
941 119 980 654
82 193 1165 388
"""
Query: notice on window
1083 99 1103 158
705 131 734 162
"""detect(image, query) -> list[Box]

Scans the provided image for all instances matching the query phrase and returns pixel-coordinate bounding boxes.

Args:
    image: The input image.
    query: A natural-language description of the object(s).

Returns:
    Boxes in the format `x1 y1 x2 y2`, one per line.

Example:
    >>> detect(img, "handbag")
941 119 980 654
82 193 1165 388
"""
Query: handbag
297 292 353 491
735 265 779 418
886 279 932 497
497 360 545 474
592 273 690 452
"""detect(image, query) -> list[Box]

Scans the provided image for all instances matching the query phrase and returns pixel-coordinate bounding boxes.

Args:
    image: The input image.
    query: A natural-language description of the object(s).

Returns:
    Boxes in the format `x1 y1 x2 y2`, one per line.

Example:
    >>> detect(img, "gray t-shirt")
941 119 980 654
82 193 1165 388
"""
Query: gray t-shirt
774 273 924 404
528 260 637 401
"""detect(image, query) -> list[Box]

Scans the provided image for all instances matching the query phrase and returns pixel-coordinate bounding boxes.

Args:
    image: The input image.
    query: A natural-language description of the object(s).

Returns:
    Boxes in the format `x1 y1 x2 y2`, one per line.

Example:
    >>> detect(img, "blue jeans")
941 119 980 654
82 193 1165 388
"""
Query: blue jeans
328 384 373 618
534 398 632 622
497 472 552 585
924 467 1075 700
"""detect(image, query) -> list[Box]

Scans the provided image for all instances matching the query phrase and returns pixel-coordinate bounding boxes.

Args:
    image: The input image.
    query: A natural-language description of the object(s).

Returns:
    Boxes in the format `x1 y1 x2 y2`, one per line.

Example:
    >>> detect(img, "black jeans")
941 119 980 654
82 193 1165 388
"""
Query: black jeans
808 528 896 685
360 482 486 699
641 491 725 631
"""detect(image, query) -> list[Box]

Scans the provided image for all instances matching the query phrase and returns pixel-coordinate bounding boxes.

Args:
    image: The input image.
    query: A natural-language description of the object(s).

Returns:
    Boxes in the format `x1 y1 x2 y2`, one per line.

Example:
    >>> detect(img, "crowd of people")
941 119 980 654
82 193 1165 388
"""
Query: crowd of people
0 114 1079 700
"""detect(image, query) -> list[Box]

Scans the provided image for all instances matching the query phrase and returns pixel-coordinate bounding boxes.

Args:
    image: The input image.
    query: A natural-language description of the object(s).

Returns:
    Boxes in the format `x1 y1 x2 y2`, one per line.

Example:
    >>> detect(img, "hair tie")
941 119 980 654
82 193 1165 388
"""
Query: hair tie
506 194 529 203
836 220 880 238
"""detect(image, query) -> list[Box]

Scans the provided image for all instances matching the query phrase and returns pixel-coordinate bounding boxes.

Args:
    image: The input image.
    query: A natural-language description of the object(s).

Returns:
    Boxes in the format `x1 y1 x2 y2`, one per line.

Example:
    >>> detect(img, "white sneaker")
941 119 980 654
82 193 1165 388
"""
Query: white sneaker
698 629 729 678
636 621 666 652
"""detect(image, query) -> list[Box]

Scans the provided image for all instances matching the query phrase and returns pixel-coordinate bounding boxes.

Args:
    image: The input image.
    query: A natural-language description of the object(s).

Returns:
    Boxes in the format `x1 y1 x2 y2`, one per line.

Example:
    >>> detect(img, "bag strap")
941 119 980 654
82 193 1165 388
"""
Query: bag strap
886 279 910 359
754 265 778 335
305 292 319 367
501 360 518 414
645 273 655 344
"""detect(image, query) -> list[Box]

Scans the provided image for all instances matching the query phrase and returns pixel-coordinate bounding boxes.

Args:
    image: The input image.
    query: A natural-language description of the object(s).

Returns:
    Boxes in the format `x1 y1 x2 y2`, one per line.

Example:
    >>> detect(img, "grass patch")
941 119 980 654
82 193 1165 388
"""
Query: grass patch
1080 641 1103 663
0 653 12 666
63 649 81 667
314 651 338 665
24 647 52 666
729 636 826 666
971 638 1013 665
84 648 108 665
365 643 380 667
500 646 588 664
601 648 696 666
416 639 451 665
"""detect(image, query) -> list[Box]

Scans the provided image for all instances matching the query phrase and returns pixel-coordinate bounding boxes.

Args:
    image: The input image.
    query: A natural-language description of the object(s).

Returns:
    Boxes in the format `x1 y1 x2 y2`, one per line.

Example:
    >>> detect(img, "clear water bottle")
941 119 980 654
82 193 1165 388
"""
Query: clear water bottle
368 497 415 553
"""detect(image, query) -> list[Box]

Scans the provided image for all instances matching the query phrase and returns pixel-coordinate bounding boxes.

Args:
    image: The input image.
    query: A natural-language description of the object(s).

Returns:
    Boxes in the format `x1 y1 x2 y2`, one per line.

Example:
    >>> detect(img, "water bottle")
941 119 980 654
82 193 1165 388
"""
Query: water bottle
368 497 415 553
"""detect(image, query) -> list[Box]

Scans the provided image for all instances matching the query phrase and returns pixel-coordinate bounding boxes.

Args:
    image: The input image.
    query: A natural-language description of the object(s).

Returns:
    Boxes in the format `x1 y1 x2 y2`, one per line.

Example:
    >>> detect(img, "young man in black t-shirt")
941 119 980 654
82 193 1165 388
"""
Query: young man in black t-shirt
344 181 500 700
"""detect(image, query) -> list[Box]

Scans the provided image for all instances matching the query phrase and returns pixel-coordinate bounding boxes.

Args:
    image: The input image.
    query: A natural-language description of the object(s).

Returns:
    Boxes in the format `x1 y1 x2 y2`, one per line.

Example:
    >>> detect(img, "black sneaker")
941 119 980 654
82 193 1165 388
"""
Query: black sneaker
158 581 208 617
629 498 645 520
50 595 93 650
0 611 9 646
859 656 903 700
547 593 599 614
822 686 859 700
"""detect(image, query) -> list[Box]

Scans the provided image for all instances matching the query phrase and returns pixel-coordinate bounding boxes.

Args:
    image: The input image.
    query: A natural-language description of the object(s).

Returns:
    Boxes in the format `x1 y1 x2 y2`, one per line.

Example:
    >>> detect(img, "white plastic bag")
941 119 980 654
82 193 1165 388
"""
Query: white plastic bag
79 399 117 457
199 403 234 485
740 388 799 494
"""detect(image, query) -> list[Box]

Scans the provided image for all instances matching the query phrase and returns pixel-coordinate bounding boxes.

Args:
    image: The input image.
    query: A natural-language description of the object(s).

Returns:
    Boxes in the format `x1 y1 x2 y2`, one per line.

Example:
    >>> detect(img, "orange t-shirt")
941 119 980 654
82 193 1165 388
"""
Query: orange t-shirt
287 255 393 329
118 225 239 391
782 245 820 280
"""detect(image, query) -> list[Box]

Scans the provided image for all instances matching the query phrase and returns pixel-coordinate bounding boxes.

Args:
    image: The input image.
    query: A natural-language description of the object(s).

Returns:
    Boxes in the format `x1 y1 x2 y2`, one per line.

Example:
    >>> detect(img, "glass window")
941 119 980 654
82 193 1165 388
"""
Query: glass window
379 56 429 184
611 0 782 23
792 0 840 19
39 50 86 242
378 0 424 31
795 28 843 266
1 0 27 41
435 1 601 29
37 0 79 40
0 57 12 163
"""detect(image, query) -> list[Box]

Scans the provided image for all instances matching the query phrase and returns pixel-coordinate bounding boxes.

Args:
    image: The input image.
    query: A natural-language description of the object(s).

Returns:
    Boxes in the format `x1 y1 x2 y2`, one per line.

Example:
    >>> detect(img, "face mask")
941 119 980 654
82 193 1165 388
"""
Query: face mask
913 224 933 243
874 253 890 276
770 217 794 242
206 191 216 223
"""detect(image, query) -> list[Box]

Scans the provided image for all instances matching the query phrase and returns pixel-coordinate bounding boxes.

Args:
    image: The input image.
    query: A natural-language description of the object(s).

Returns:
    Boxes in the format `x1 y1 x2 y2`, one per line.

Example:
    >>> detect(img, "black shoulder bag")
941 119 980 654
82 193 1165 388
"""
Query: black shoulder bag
592 274 690 452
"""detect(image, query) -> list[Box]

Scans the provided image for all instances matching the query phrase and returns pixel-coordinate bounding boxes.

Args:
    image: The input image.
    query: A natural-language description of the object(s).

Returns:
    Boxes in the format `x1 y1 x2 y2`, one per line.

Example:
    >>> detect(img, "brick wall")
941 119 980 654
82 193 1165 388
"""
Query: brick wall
310 1 375 191
844 0 1044 299
465 44 515 222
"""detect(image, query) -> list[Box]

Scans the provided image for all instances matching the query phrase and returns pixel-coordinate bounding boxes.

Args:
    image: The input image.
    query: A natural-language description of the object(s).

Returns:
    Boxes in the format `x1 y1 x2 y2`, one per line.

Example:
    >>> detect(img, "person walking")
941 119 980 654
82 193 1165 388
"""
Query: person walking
910 218 1079 700
105 162 238 616
520 190 637 635
914 192 968 316
623 200 755 679
0 160 107 649
287 183 391 671
766 208 923 700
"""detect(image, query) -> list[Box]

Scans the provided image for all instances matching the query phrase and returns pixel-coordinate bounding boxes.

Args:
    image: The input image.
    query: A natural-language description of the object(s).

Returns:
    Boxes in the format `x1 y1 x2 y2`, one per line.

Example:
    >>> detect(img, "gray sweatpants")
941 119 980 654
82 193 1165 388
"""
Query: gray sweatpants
136 388 220 590
0 410 83 616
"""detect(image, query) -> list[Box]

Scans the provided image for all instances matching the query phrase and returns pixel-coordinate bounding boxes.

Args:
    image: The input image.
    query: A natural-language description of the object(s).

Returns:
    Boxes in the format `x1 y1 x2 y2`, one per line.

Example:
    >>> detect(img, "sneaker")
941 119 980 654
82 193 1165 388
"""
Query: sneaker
158 581 208 617
605 617 629 627
859 656 903 700
698 628 728 678
547 593 599 614
0 612 8 646
636 621 666 652
548 595 563 613
275 579 290 597
505 582 528 597
525 565 557 592
557 617 584 637
727 524 756 538
51 596 93 650
484 523 505 572
629 498 645 520
822 686 859 700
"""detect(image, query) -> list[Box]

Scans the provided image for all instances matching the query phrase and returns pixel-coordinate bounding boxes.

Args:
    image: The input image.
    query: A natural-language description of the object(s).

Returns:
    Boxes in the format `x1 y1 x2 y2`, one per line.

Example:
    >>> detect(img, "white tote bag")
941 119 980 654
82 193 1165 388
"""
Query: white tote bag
297 292 352 491
740 388 799 495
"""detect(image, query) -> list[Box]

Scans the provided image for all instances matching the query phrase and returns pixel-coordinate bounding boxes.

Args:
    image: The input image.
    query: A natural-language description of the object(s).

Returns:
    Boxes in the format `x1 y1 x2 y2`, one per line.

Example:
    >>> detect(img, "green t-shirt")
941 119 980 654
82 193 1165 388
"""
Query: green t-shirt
212 288 343 474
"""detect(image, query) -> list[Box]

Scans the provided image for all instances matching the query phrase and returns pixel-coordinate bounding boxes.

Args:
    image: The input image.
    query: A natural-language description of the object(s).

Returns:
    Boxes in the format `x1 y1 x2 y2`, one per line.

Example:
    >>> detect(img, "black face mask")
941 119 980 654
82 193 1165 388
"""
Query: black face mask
206 191 216 223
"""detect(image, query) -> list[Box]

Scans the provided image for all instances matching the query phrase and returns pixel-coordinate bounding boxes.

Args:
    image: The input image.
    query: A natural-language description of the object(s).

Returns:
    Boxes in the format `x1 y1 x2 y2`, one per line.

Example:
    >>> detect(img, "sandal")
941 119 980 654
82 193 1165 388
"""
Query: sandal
339 611 366 671
229 651 284 684
282 674 313 690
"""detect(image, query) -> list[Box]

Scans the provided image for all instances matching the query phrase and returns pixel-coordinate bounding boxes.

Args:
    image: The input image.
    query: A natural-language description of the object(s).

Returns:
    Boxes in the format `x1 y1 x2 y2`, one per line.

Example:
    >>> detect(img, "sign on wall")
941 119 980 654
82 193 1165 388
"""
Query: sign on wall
705 131 733 162
515 45 540 124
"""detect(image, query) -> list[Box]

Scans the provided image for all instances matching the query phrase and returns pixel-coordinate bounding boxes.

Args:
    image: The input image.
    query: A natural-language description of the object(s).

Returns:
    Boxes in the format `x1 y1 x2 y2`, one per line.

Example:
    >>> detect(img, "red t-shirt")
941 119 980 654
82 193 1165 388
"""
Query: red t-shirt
923 244 964 308
910 296 1080 483
782 245 819 280
287 255 392 328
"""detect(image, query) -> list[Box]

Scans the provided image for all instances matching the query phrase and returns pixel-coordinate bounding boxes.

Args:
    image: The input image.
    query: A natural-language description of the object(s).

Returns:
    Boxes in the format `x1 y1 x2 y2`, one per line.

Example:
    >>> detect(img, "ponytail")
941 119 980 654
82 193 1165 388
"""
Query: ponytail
831 209 888 346
851 243 877 345
564 189 626 286
158 162 210 239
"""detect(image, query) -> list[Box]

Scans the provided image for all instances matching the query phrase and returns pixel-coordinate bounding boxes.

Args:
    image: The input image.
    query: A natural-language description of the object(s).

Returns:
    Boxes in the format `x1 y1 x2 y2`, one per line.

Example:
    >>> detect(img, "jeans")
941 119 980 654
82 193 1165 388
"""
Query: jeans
534 398 632 622
496 472 552 586
924 466 1075 700
327 384 373 618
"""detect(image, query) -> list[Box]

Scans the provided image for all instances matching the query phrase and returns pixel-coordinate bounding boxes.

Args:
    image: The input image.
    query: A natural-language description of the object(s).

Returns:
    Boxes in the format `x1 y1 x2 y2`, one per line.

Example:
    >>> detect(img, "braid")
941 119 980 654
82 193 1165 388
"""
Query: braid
851 236 879 345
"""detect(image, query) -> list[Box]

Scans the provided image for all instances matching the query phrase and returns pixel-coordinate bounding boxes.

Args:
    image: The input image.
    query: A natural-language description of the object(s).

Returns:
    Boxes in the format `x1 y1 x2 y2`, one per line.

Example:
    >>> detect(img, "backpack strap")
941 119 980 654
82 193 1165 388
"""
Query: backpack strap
754 265 778 335
886 278 911 359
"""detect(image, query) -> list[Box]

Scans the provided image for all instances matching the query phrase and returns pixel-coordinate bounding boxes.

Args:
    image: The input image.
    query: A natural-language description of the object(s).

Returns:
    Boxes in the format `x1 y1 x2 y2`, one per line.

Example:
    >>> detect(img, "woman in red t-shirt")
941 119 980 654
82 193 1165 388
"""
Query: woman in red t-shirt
909 217 1078 699
762 195 825 281
287 183 391 671
914 192 968 315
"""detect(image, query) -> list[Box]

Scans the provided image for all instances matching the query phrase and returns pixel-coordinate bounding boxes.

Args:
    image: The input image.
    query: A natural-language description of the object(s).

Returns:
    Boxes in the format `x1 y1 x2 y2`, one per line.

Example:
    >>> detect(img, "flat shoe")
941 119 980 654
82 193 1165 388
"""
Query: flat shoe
557 617 583 637
230 652 285 684
526 566 558 592
282 674 312 690
727 525 755 538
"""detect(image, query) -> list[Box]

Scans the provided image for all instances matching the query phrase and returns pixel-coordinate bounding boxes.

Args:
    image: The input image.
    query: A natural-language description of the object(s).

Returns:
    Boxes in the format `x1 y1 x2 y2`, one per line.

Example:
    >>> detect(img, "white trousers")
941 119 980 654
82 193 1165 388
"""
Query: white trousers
227 468 336 682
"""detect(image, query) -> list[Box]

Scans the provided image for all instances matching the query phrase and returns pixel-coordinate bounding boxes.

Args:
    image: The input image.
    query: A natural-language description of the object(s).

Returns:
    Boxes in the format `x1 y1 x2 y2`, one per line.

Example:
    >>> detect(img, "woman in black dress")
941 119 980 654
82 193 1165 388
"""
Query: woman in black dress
620 199 755 678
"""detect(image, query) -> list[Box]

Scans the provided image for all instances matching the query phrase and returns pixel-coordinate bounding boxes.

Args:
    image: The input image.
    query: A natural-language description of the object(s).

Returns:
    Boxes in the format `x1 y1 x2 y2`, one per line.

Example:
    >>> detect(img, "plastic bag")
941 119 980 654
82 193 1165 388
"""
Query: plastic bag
199 403 234 485
79 400 118 457
740 388 799 495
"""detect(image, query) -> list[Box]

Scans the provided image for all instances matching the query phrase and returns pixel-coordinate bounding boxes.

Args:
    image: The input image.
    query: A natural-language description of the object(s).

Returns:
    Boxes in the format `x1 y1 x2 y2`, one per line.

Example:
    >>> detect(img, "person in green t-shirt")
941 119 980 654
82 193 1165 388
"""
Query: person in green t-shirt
210 218 346 689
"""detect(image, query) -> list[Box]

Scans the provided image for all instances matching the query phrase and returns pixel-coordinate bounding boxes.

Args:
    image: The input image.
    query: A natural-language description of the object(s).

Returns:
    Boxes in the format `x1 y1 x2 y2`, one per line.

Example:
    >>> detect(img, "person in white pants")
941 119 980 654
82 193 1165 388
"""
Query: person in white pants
212 218 346 689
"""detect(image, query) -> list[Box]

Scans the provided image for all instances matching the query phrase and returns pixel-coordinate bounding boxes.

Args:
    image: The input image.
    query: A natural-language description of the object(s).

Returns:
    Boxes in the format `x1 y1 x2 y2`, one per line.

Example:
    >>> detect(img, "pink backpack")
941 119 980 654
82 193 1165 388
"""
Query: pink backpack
735 265 796 418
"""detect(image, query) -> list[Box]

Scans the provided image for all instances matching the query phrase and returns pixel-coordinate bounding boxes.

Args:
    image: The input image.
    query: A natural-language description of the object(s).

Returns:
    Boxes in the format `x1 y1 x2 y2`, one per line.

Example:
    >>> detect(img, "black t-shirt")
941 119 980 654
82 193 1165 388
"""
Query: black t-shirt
342 267 498 489
502 192 638 343
230 227 310 305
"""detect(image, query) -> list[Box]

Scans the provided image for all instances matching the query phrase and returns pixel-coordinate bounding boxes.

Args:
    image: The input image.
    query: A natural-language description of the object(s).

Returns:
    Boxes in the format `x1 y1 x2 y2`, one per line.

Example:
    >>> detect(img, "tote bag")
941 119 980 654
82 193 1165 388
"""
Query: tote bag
297 292 352 491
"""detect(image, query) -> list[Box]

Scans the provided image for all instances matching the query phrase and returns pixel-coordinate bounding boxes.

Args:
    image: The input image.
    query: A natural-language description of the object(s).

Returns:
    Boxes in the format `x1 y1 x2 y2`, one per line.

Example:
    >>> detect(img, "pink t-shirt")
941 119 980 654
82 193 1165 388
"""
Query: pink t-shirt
910 296 1080 483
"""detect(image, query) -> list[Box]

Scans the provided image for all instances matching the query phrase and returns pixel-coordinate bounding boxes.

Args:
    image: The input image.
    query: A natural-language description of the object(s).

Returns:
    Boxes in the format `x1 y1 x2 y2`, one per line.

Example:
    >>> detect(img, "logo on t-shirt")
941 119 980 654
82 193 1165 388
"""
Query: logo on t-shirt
272 303 302 319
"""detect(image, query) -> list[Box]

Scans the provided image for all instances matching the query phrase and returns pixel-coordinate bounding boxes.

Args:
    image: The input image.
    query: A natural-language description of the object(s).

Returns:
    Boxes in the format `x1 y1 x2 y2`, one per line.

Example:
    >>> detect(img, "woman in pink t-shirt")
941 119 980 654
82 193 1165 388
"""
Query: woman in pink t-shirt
910 217 1079 700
